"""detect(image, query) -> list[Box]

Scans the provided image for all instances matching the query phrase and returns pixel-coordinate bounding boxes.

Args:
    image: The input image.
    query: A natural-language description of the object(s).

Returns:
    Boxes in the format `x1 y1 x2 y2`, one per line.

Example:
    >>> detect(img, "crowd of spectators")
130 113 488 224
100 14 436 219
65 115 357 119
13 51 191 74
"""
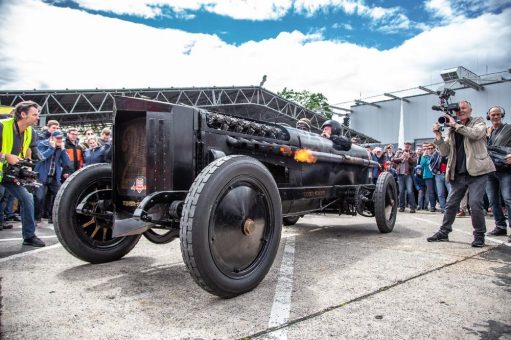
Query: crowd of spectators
0 104 112 247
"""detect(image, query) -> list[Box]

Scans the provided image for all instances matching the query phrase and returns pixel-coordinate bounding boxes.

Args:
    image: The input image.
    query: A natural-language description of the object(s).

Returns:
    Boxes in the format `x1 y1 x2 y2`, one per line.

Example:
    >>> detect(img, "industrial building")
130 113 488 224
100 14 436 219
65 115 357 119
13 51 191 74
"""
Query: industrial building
338 67 511 146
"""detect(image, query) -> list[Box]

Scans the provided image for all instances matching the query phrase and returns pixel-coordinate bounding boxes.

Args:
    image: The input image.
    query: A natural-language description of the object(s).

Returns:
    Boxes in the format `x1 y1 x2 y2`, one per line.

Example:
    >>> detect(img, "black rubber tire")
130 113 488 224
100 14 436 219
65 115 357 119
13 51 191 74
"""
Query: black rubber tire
373 172 398 233
283 216 300 226
143 228 179 244
53 163 141 263
180 155 282 298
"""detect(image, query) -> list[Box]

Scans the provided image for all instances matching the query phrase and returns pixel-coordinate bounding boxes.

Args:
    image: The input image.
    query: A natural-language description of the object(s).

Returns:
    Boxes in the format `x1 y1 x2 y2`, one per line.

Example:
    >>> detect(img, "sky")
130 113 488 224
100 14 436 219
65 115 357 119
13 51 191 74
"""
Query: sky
0 0 510 106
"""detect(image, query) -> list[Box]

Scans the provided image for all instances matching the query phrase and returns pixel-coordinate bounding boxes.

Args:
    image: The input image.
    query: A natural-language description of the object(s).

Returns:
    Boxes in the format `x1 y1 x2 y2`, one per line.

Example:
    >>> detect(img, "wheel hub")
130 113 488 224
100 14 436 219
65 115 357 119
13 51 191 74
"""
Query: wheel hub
243 218 256 235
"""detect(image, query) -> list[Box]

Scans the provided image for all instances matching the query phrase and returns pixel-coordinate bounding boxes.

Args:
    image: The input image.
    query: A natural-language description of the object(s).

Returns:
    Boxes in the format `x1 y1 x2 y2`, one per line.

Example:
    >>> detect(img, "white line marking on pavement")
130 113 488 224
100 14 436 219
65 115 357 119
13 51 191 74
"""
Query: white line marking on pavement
267 235 296 340
412 217 510 247
0 235 58 242
0 243 62 263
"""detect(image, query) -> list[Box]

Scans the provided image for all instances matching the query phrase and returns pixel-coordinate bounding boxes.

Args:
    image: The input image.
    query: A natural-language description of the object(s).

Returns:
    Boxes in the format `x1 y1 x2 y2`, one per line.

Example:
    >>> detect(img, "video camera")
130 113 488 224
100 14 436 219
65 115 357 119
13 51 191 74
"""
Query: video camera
2 159 41 188
431 88 460 129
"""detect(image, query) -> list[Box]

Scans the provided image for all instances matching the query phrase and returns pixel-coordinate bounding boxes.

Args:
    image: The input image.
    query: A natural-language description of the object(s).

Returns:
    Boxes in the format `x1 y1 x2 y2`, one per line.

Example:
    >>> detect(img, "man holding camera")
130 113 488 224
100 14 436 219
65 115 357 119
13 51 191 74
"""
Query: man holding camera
427 100 495 247
485 106 511 241
0 101 45 247
34 130 70 224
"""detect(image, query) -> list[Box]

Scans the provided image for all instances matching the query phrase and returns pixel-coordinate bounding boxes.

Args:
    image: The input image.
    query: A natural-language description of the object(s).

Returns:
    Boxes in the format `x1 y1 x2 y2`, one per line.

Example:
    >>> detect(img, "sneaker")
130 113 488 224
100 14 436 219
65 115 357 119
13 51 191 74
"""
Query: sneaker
410 209 416 213
399 208 405 212
487 228 507 236
471 237 485 248
22 236 46 247
6 215 21 222
1 223 13 229
456 210 466 217
440 209 445 213
427 231 449 242
430 208 437 212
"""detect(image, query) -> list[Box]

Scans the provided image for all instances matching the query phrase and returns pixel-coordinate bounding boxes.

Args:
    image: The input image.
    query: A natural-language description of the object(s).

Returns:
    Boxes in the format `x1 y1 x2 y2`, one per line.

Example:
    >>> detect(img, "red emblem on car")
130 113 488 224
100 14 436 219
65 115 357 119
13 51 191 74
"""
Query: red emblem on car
130 177 146 193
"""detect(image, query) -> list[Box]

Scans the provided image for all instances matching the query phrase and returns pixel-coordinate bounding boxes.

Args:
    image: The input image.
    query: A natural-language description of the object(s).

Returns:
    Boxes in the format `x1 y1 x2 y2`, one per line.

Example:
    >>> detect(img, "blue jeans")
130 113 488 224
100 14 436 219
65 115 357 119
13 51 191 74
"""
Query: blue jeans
2 182 36 240
0 185 6 223
425 178 436 209
398 174 416 209
418 189 426 209
486 171 511 230
0 186 16 221
434 173 448 210
440 174 488 236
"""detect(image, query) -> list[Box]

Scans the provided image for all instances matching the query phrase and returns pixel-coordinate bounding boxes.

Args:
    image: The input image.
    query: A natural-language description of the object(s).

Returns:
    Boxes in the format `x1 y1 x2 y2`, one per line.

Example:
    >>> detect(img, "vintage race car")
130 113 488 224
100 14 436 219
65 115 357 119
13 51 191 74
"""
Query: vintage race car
54 97 397 298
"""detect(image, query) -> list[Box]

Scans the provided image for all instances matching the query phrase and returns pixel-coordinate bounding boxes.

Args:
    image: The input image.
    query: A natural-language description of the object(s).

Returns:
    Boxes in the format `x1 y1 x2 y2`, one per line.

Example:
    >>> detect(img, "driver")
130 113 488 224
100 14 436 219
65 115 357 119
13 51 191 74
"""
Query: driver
321 120 352 151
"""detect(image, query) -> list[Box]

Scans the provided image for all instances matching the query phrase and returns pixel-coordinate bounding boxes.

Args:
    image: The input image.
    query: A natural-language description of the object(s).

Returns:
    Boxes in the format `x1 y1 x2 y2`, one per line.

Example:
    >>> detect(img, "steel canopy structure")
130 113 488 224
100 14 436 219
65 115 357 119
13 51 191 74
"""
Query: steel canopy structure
0 86 379 143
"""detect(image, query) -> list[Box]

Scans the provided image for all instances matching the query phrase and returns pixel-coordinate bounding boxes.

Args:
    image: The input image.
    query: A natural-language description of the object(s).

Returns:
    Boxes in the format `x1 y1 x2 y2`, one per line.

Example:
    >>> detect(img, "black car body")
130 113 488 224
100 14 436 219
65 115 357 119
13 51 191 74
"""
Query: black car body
54 97 397 298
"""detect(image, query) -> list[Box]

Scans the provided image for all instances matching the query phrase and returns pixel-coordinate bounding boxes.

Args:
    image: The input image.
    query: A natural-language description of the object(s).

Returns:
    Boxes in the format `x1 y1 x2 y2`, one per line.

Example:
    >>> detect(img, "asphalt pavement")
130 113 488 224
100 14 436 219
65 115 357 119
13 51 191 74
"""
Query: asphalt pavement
1 211 510 339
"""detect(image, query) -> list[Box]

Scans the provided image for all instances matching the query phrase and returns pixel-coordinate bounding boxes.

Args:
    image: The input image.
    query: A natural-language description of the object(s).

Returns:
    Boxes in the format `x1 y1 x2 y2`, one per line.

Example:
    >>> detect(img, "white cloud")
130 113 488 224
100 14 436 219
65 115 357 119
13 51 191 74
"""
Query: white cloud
73 0 163 18
1 0 510 106
70 0 412 33
332 23 353 30
424 0 456 20
72 0 295 20
424 0 511 22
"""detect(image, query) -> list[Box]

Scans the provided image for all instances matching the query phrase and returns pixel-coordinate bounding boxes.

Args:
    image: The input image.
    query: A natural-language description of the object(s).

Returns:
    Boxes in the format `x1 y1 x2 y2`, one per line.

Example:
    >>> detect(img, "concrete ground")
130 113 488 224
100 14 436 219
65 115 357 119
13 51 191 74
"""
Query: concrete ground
0 211 510 339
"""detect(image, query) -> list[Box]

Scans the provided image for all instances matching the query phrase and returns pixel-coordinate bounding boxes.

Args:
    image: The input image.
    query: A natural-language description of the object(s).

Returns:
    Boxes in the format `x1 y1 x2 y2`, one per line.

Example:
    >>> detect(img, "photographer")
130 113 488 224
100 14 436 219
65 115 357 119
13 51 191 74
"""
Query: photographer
34 130 70 224
427 100 495 247
0 101 45 247
485 106 511 241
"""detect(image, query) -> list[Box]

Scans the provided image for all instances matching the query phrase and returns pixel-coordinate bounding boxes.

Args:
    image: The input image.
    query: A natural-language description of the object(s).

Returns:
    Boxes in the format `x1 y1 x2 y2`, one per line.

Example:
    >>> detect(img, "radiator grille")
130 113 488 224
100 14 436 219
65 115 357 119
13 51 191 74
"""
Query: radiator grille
116 117 146 196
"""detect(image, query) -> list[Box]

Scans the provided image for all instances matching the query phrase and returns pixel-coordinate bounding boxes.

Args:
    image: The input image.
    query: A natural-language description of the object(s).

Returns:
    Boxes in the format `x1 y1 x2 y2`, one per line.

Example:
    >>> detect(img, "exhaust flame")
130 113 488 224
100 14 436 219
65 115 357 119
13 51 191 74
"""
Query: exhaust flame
279 146 293 156
294 148 317 164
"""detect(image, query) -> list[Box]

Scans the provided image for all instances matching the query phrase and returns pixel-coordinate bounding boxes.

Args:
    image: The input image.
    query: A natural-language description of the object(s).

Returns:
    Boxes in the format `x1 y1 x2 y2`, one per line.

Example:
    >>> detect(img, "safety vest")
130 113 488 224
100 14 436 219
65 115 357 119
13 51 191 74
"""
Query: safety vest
0 118 32 181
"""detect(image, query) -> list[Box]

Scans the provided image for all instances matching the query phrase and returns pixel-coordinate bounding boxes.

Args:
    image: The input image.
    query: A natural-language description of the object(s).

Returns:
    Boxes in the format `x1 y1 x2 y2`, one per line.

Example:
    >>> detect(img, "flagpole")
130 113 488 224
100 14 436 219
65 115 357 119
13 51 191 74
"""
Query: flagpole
398 99 405 149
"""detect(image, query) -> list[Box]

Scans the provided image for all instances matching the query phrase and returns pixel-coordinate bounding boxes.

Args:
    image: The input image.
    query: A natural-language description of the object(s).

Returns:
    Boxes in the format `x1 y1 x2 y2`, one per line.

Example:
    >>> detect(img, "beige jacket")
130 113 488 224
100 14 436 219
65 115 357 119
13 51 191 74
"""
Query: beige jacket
434 116 495 182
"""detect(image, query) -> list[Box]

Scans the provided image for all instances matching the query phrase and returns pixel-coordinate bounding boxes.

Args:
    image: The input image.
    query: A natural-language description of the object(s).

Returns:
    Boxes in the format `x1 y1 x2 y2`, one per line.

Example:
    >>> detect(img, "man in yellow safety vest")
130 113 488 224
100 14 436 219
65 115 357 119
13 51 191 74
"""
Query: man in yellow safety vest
0 101 45 247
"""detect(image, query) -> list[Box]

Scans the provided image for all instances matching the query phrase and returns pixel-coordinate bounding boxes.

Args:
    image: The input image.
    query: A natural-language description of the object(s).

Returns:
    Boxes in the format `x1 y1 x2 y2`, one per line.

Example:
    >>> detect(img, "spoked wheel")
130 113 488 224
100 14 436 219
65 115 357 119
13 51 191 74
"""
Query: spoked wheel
283 216 300 226
180 156 282 298
53 164 141 263
143 228 179 244
373 172 398 233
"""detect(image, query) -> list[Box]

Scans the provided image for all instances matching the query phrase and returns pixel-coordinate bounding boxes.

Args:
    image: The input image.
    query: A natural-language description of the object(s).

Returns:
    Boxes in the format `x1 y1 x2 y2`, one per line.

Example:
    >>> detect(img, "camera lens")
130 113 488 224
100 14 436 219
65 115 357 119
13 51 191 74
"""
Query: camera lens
438 116 446 124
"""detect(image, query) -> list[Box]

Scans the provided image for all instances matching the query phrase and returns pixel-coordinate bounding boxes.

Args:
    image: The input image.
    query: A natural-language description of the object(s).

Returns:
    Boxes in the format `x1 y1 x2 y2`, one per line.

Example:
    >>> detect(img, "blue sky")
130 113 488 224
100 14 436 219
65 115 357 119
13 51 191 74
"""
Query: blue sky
1 0 510 104
42 0 510 48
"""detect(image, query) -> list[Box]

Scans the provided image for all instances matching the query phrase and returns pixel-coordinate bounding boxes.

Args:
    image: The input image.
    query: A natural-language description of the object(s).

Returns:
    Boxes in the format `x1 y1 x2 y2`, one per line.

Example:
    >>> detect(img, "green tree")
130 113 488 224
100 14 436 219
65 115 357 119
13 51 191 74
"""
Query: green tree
278 88 333 119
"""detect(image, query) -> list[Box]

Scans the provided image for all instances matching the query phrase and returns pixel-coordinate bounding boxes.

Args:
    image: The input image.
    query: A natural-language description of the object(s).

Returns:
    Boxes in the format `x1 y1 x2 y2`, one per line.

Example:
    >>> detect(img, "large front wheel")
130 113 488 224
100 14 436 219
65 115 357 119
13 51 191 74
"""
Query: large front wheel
53 164 141 263
180 156 282 298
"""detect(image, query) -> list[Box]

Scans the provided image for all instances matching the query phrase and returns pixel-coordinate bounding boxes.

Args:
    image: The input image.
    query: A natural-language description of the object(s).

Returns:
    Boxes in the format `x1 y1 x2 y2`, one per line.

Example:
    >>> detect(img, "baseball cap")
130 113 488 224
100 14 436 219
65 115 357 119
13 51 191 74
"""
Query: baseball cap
52 131 64 138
